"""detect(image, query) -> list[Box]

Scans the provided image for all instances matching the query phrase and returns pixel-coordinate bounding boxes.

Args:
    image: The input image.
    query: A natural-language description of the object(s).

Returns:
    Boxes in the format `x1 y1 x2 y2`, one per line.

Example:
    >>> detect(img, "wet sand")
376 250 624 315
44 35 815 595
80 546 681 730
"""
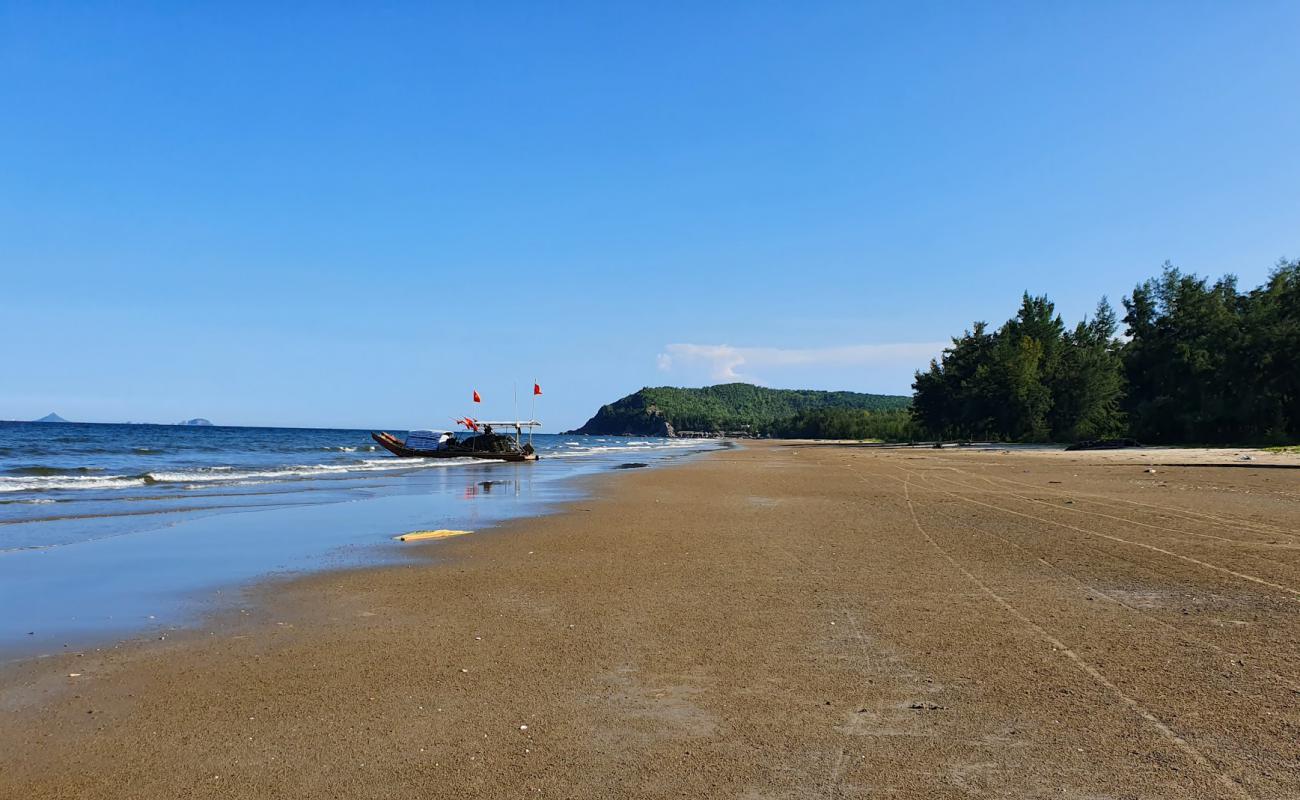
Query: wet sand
2 442 1298 798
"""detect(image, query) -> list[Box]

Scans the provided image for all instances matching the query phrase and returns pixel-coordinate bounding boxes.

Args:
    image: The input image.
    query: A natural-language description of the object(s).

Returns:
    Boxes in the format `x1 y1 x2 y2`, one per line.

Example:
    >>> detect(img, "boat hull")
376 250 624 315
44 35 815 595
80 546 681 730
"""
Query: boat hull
371 432 538 462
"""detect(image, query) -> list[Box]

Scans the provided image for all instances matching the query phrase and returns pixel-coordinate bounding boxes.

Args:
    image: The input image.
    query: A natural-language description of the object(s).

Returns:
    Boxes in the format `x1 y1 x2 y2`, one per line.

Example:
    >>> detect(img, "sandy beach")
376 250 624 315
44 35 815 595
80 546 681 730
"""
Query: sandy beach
2 442 1298 798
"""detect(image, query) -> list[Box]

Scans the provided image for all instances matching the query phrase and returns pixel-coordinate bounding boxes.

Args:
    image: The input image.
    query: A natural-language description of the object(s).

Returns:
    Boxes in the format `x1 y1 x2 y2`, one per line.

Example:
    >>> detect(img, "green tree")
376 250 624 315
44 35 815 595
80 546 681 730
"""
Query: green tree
1122 265 1246 442
916 260 1296 446
1050 299 1126 440
913 321 1001 439
914 293 1124 442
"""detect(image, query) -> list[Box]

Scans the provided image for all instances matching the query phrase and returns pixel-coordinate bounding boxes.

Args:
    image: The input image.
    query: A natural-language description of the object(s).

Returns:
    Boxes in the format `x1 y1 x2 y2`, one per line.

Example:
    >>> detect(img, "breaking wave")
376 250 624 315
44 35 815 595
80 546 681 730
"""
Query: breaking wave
0 458 479 493
0 427 717 499
0 474 150 493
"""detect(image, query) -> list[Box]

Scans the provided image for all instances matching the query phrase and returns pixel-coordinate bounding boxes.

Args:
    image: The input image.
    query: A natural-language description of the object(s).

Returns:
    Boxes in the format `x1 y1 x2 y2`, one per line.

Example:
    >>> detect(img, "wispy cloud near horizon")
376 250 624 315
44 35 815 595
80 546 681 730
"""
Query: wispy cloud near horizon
656 342 946 384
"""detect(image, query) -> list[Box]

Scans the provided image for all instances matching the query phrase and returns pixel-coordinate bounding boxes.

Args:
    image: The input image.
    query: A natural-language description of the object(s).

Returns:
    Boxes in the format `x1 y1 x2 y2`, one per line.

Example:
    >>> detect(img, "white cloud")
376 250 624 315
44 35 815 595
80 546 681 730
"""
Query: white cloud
656 342 946 383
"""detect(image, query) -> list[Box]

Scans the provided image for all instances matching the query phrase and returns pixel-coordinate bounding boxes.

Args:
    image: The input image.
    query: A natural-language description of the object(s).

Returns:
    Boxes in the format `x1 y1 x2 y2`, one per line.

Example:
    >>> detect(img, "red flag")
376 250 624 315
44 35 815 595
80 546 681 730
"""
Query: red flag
533 383 542 396
472 390 481 403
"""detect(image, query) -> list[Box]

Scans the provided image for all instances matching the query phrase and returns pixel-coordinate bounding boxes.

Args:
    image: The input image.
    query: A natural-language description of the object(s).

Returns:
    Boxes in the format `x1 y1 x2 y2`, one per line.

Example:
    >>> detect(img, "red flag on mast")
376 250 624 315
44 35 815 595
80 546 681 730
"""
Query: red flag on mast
533 383 542 396
472 390 481 403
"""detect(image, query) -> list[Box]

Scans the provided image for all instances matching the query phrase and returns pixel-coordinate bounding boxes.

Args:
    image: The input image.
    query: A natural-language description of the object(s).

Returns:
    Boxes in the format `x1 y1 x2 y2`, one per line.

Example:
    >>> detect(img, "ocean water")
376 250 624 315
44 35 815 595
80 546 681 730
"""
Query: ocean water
0 422 718 657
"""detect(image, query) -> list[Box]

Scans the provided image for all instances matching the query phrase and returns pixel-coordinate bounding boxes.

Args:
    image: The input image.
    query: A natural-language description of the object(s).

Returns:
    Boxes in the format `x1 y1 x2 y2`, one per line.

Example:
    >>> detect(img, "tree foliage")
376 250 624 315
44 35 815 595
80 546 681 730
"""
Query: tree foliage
912 260 1300 444
1122 261 1300 443
913 295 1125 442
769 408 923 441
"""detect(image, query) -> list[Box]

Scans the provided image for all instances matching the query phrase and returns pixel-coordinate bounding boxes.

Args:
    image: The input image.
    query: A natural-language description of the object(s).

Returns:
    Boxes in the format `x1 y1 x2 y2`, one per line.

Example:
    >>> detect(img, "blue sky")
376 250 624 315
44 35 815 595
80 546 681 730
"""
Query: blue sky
3 2 1297 430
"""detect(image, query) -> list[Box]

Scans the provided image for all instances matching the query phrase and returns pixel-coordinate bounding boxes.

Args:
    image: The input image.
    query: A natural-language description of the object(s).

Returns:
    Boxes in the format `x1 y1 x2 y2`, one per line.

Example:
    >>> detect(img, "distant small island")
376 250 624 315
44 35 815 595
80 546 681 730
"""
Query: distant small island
568 383 910 437
177 418 214 426
33 412 70 423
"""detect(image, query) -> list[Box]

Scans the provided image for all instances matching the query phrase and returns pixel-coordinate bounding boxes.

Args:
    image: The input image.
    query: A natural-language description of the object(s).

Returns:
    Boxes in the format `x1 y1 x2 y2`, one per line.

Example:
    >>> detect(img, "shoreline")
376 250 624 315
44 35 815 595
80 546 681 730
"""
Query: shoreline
3 441 1298 797
0 449 703 741
787 439 1300 464
0 453 685 671
0 438 720 660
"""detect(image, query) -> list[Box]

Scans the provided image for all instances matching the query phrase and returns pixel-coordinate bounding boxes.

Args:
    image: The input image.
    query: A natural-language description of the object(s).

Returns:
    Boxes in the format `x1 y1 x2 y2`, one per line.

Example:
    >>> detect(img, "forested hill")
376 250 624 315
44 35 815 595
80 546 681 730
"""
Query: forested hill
567 384 911 436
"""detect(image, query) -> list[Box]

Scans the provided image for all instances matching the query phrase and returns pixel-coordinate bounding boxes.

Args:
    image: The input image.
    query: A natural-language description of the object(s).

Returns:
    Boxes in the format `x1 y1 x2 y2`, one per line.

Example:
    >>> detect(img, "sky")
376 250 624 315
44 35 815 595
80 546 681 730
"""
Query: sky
2 2 1298 430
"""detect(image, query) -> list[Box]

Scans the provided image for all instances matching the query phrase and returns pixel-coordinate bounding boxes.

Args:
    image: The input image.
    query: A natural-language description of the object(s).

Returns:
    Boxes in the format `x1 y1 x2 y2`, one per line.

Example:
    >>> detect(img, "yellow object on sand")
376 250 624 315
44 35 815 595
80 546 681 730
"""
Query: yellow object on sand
395 529 473 542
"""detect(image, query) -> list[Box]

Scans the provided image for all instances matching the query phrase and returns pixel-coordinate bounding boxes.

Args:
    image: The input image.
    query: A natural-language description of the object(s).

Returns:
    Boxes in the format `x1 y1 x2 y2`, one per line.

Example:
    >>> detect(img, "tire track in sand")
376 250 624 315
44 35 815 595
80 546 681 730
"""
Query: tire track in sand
906 464 1300 589
848 462 1255 800
933 462 1300 547
871 462 1300 602
896 470 1300 695
931 457 1300 541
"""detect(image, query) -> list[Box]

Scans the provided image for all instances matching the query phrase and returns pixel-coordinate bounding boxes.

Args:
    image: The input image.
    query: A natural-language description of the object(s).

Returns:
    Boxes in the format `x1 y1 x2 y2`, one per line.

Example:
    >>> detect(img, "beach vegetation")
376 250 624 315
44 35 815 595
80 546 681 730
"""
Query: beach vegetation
769 407 923 441
913 259 1300 444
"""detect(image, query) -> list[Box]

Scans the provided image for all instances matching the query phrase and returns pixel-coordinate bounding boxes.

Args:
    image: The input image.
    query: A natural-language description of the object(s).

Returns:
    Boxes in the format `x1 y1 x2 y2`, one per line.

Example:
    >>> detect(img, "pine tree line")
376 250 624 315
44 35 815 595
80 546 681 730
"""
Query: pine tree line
912 260 1300 444
769 407 923 440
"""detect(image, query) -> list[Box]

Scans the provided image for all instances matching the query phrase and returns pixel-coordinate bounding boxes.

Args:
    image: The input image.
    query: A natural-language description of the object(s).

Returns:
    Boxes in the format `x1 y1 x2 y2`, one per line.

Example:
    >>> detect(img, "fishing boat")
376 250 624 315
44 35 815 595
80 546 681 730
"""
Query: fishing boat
371 420 541 462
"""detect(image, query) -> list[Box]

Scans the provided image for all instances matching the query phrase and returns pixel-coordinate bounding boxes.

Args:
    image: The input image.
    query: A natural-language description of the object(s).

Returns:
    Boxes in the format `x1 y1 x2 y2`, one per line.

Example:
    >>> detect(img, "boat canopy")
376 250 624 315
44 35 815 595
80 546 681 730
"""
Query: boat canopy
403 430 445 449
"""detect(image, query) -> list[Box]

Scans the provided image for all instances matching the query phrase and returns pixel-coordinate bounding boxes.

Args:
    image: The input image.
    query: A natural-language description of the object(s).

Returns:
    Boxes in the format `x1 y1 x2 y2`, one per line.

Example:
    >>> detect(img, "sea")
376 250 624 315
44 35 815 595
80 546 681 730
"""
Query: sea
0 421 719 658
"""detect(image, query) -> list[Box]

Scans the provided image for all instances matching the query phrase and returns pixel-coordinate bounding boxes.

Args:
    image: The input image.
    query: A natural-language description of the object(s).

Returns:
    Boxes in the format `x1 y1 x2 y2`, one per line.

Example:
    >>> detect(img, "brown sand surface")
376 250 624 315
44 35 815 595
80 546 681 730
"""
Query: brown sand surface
2 442 1298 798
